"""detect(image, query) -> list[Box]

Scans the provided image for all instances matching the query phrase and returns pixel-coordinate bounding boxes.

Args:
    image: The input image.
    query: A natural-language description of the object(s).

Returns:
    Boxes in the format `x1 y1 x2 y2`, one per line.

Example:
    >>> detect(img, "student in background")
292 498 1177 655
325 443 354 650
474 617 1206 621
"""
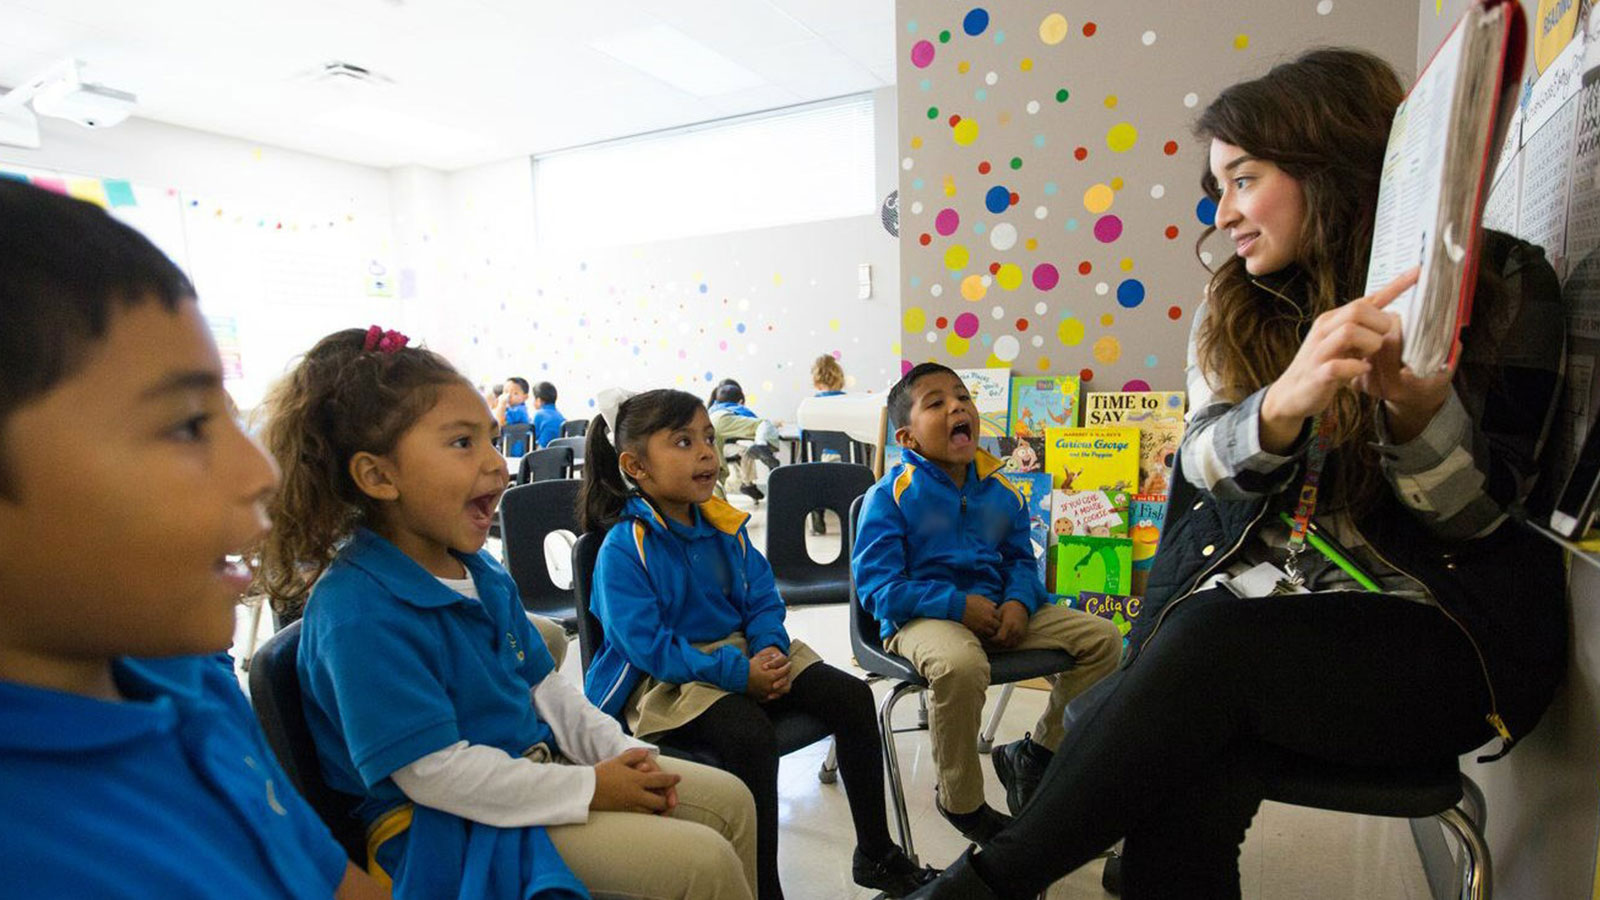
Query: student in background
811 355 846 397
497 376 532 456
707 379 781 501
578 388 938 899
853 364 1122 849
531 381 567 449
259 333 757 900
0 181 385 899
907 49 1568 899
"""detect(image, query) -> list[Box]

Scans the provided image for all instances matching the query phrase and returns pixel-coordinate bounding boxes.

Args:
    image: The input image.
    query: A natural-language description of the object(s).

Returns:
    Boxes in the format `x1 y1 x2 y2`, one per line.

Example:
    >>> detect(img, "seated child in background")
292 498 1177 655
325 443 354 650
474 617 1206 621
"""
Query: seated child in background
0 181 383 899
707 379 782 501
851 363 1123 844
258 332 757 900
811 354 846 397
531 380 567 449
578 388 937 899
496 376 532 456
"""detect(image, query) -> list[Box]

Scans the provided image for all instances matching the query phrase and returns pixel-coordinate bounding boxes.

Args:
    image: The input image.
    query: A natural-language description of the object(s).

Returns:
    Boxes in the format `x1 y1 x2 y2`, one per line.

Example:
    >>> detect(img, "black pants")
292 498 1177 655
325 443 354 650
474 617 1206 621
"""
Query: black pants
972 589 1494 899
661 662 894 900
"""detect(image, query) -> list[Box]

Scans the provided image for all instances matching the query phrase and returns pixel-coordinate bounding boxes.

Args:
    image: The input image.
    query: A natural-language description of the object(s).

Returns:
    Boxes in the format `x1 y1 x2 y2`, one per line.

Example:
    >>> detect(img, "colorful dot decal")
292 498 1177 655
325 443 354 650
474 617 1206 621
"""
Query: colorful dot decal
953 311 981 338
911 41 936 67
961 275 988 301
1039 13 1068 44
1058 318 1086 346
989 222 1018 250
953 119 980 145
904 307 927 331
1033 263 1059 291
1124 379 1152 391
1106 123 1139 152
1093 335 1122 363
1116 279 1147 308
944 244 970 270
935 208 960 235
995 263 1024 291
963 8 990 36
1083 183 1114 214
1196 197 1218 226
984 186 1012 214
993 335 1020 361
1093 215 1123 243
946 333 971 356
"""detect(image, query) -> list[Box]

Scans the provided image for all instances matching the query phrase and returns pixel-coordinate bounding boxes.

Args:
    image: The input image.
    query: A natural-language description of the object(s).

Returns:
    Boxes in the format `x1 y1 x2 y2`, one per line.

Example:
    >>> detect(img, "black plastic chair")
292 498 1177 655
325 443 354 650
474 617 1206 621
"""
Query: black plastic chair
560 419 588 439
847 495 1077 863
518 446 572 485
571 530 840 784
546 436 586 468
499 422 534 458
1065 673 1492 898
500 479 582 632
764 463 875 606
247 620 368 866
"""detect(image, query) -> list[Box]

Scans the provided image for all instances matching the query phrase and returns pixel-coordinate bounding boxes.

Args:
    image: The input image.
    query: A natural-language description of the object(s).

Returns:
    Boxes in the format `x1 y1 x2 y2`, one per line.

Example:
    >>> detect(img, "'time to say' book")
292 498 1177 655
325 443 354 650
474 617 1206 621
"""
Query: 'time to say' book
1363 0 1526 375
1084 392 1186 496
1009 375 1081 438
1044 427 1140 493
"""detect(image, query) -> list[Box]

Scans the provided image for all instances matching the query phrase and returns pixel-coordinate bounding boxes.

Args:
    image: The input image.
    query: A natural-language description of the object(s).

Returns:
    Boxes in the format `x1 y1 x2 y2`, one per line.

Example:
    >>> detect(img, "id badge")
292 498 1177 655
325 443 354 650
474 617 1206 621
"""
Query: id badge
1223 562 1310 598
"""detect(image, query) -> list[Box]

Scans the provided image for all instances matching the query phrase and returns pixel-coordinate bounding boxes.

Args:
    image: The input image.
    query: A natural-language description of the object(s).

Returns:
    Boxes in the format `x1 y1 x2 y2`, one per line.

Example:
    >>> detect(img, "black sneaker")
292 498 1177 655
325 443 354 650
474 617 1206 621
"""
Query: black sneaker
935 794 1012 846
738 483 765 502
852 846 940 897
991 732 1053 816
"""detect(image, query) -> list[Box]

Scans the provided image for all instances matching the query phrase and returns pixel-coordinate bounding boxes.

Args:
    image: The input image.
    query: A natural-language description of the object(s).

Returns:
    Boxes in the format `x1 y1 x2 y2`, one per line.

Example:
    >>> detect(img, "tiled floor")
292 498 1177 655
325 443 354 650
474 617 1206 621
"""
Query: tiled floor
232 492 1435 900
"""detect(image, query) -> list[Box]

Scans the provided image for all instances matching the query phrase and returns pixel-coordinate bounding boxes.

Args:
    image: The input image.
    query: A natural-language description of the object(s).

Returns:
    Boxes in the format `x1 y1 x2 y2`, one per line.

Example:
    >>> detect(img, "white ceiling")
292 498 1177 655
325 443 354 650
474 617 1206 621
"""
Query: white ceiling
0 0 895 170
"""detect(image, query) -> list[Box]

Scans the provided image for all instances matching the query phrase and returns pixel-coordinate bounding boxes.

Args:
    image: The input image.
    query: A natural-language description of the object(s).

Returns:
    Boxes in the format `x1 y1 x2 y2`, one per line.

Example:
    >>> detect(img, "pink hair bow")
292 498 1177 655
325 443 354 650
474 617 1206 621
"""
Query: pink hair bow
363 325 410 354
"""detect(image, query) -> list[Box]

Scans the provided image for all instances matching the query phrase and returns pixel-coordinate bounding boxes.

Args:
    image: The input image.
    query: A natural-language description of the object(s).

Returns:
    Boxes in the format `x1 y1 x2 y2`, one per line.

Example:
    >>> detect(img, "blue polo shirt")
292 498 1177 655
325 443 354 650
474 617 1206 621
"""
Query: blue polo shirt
298 528 558 825
0 655 347 899
532 404 566 448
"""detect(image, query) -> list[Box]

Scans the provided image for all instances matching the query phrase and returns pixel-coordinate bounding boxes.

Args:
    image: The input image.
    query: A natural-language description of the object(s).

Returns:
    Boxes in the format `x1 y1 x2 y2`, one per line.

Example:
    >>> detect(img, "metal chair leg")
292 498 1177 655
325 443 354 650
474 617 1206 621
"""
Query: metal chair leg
818 737 838 784
1437 806 1492 900
978 683 1013 753
1459 774 1487 832
917 691 929 728
880 681 924 865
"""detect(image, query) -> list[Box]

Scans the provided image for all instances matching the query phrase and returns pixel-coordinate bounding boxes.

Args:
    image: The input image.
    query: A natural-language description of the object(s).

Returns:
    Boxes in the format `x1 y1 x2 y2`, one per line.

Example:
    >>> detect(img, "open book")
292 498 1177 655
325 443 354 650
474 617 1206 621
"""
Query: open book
1364 0 1526 375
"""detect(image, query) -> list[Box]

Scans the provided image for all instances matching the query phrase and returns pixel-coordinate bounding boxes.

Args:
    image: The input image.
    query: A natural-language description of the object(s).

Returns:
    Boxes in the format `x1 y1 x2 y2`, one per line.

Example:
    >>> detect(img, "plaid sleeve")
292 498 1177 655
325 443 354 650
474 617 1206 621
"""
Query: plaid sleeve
1179 302 1310 499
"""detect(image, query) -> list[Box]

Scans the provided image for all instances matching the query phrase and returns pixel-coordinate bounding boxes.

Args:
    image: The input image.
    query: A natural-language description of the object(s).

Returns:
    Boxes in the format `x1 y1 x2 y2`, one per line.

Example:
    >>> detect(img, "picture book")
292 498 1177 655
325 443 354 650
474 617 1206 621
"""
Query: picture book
1363 0 1526 375
953 367 1012 438
1008 471 1054 586
1053 535 1133 597
1049 488 1131 540
1068 591 1147 645
1128 493 1168 597
1084 391 1186 495
1044 427 1139 492
1009 375 1080 438
981 435 1046 474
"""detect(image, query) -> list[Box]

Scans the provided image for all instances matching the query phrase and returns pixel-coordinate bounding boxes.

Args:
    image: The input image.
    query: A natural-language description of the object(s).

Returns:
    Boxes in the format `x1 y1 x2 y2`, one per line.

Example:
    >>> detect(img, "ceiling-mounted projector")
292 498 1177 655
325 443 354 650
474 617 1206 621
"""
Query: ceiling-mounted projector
0 59 137 148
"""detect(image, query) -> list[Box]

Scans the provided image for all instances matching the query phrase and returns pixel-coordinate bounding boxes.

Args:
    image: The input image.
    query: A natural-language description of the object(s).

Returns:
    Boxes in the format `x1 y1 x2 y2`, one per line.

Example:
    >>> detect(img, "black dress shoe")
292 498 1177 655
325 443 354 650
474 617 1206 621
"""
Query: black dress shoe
852 846 940 897
935 795 1012 847
738 483 765 502
905 848 998 899
991 732 1052 816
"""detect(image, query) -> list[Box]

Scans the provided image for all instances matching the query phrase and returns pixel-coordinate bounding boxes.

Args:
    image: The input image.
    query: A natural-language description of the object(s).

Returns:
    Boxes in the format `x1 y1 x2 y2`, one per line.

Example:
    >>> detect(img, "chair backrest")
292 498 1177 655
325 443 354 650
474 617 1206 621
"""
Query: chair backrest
547 435 586 464
247 620 368 865
799 429 871 465
845 495 884 656
560 419 588 438
499 422 534 456
764 463 875 603
518 446 572 484
571 529 607 672
500 479 582 619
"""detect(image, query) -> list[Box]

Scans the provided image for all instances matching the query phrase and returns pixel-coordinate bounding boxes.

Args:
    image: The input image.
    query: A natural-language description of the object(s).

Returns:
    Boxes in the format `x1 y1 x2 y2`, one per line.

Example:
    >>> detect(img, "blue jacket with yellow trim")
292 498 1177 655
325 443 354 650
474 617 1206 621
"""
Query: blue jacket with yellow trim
583 495 791 723
852 447 1044 640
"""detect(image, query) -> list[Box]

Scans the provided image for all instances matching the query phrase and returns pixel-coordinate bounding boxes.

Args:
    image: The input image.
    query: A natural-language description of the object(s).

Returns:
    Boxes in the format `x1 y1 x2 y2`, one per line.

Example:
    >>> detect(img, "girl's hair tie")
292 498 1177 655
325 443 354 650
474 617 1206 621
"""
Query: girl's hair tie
362 325 410 354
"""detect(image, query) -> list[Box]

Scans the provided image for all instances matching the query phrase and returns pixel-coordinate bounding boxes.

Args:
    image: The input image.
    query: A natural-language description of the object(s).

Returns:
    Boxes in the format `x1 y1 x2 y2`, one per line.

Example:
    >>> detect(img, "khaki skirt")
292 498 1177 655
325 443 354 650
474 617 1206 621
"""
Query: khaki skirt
626 632 823 741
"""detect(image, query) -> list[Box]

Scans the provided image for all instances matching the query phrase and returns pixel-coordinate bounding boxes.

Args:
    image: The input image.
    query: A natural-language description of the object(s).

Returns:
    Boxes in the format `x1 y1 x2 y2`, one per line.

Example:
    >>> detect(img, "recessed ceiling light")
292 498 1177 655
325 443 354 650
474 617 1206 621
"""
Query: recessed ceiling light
589 24 766 97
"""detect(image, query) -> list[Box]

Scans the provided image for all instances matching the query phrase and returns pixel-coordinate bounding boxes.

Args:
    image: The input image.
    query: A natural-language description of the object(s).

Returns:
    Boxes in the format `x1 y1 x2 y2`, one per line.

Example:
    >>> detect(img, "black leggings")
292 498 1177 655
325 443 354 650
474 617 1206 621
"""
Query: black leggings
971 589 1494 900
660 662 894 900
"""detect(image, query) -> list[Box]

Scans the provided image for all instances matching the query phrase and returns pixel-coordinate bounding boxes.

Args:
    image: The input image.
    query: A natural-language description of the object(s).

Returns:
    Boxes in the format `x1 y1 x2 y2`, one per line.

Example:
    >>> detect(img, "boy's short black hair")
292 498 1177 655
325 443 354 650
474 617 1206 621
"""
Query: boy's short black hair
887 362 960 431
506 376 530 394
713 381 745 405
0 181 194 495
533 381 557 405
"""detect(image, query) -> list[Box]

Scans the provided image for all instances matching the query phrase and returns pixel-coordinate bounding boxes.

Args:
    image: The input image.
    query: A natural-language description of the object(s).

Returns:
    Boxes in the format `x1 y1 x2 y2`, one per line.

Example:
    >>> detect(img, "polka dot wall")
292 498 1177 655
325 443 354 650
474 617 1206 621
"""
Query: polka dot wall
896 0 1414 390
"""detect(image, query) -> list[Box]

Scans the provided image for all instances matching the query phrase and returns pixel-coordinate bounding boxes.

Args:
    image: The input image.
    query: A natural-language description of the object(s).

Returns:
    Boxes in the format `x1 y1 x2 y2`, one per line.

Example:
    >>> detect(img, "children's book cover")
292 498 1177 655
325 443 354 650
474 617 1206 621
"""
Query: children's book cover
1009 375 1081 438
1053 535 1133 597
1128 493 1168 597
1083 392 1186 495
1044 427 1139 492
1067 591 1147 646
1049 489 1131 539
981 435 1046 474
953 367 1012 438
1007 471 1054 586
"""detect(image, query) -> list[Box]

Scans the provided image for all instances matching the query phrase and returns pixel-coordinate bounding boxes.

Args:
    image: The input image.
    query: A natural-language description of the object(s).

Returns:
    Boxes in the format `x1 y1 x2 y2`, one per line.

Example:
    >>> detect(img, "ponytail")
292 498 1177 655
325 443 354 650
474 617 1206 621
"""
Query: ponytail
256 328 465 615
577 389 705 533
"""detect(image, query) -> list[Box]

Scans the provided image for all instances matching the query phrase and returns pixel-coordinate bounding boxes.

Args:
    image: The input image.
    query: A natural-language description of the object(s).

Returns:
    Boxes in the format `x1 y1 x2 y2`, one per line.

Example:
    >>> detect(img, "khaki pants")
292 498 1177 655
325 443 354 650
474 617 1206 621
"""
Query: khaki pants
547 755 758 900
526 612 570 672
711 413 777 493
886 603 1122 813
